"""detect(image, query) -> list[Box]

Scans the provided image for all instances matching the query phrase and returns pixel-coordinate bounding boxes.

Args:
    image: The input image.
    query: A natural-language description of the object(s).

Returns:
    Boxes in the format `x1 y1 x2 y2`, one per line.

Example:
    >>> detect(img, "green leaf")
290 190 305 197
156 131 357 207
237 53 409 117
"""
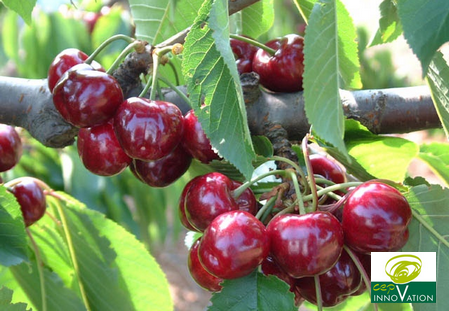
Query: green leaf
241 0 274 38
0 0 36 25
0 186 28 267
0 287 30 311
182 0 255 180
426 51 449 139
292 0 316 22
370 0 403 46
128 0 170 44
303 0 361 160
396 0 449 76
208 270 297 311
323 120 419 182
418 142 449 187
48 195 173 311
403 184 449 311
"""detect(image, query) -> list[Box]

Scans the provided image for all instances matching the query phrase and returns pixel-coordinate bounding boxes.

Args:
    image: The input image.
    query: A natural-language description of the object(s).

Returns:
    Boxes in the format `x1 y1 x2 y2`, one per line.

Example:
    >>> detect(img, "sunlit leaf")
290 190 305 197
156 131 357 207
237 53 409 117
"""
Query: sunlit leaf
128 0 170 44
0 287 31 311
0 0 36 25
370 0 403 46
241 0 274 39
418 142 449 187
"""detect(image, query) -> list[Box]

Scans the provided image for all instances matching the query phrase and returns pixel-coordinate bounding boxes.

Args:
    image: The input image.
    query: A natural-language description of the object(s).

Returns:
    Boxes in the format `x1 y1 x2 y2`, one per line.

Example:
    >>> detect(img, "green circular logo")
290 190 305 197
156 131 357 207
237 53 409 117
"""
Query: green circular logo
385 254 422 284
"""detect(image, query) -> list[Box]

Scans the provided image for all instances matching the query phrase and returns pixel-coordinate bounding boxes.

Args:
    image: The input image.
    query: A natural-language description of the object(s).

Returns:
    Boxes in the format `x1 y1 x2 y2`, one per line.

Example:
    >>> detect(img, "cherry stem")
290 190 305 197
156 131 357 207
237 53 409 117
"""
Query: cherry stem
139 75 153 98
269 156 308 193
4 177 52 192
50 194 92 311
229 34 276 55
255 195 277 221
85 34 135 65
302 134 319 212
288 170 306 215
232 169 286 199
412 209 449 248
157 76 192 108
344 245 378 311
106 40 145 75
301 182 362 202
314 274 323 311
26 228 47 311
315 183 343 201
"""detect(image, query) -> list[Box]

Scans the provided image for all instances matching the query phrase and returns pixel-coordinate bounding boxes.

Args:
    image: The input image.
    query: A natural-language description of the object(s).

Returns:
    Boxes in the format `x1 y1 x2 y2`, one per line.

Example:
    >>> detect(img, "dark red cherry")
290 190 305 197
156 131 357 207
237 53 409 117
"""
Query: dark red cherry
77 121 131 176
113 97 184 161
309 154 346 184
182 110 219 164
48 48 104 92
295 249 362 307
0 124 22 172
184 172 239 231
52 63 123 128
266 212 344 278
230 37 259 74
198 210 269 279
230 180 258 215
188 238 223 292
132 144 192 187
178 176 202 232
252 34 304 93
342 181 412 253
8 178 46 227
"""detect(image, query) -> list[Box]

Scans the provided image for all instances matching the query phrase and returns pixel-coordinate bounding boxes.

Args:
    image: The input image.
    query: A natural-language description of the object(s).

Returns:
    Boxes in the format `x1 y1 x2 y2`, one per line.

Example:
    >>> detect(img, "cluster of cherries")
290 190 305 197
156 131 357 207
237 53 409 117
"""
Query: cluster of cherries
0 125 47 227
231 33 305 93
181 154 412 307
48 48 220 187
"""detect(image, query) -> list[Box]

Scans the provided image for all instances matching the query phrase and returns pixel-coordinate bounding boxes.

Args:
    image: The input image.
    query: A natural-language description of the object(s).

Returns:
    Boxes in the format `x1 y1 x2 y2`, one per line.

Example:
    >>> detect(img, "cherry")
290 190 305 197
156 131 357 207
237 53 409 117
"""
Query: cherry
77 121 132 176
113 97 184 161
188 238 223 292
295 249 362 307
48 48 104 92
178 176 202 232
266 211 344 278
182 109 219 164
198 210 269 279
8 178 46 227
132 144 192 188
52 63 123 128
252 34 304 93
342 181 412 253
309 154 346 185
230 180 258 215
230 37 259 75
0 124 22 173
184 172 239 231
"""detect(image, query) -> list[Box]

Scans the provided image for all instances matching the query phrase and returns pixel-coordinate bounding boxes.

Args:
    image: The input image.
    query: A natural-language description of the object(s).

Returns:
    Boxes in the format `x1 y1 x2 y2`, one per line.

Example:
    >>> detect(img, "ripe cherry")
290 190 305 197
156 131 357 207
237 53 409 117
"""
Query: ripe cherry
266 211 344 278
295 249 362 307
77 121 131 176
230 180 258 215
198 210 269 279
184 172 239 231
309 154 346 185
178 176 202 232
188 238 223 292
342 181 412 253
52 63 123 128
48 48 103 92
230 37 259 75
252 34 304 93
0 124 22 172
132 144 192 188
8 178 46 227
113 97 184 161
182 110 219 164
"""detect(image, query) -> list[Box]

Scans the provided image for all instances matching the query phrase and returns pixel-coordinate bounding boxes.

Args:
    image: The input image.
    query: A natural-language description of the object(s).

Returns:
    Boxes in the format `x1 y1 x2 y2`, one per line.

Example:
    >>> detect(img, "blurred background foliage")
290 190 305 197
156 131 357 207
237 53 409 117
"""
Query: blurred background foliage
0 0 423 250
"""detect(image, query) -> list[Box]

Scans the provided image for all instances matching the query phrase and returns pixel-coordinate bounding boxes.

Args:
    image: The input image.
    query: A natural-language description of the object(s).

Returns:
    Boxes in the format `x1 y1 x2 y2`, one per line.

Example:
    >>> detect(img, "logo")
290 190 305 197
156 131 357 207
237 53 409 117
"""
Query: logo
371 252 436 303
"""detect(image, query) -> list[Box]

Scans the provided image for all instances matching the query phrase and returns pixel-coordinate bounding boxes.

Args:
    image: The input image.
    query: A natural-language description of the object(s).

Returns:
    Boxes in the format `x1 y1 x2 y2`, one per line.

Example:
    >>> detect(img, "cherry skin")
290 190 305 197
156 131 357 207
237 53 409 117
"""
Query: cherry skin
230 180 258 215
342 181 412 253
252 34 304 93
113 97 184 161
184 172 239 231
0 124 22 173
188 238 223 292
48 48 104 92
230 37 259 74
132 144 192 188
77 121 132 176
295 249 362 307
182 109 220 164
52 63 123 128
178 176 202 232
310 154 346 185
198 210 270 279
266 211 344 278
8 178 46 227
